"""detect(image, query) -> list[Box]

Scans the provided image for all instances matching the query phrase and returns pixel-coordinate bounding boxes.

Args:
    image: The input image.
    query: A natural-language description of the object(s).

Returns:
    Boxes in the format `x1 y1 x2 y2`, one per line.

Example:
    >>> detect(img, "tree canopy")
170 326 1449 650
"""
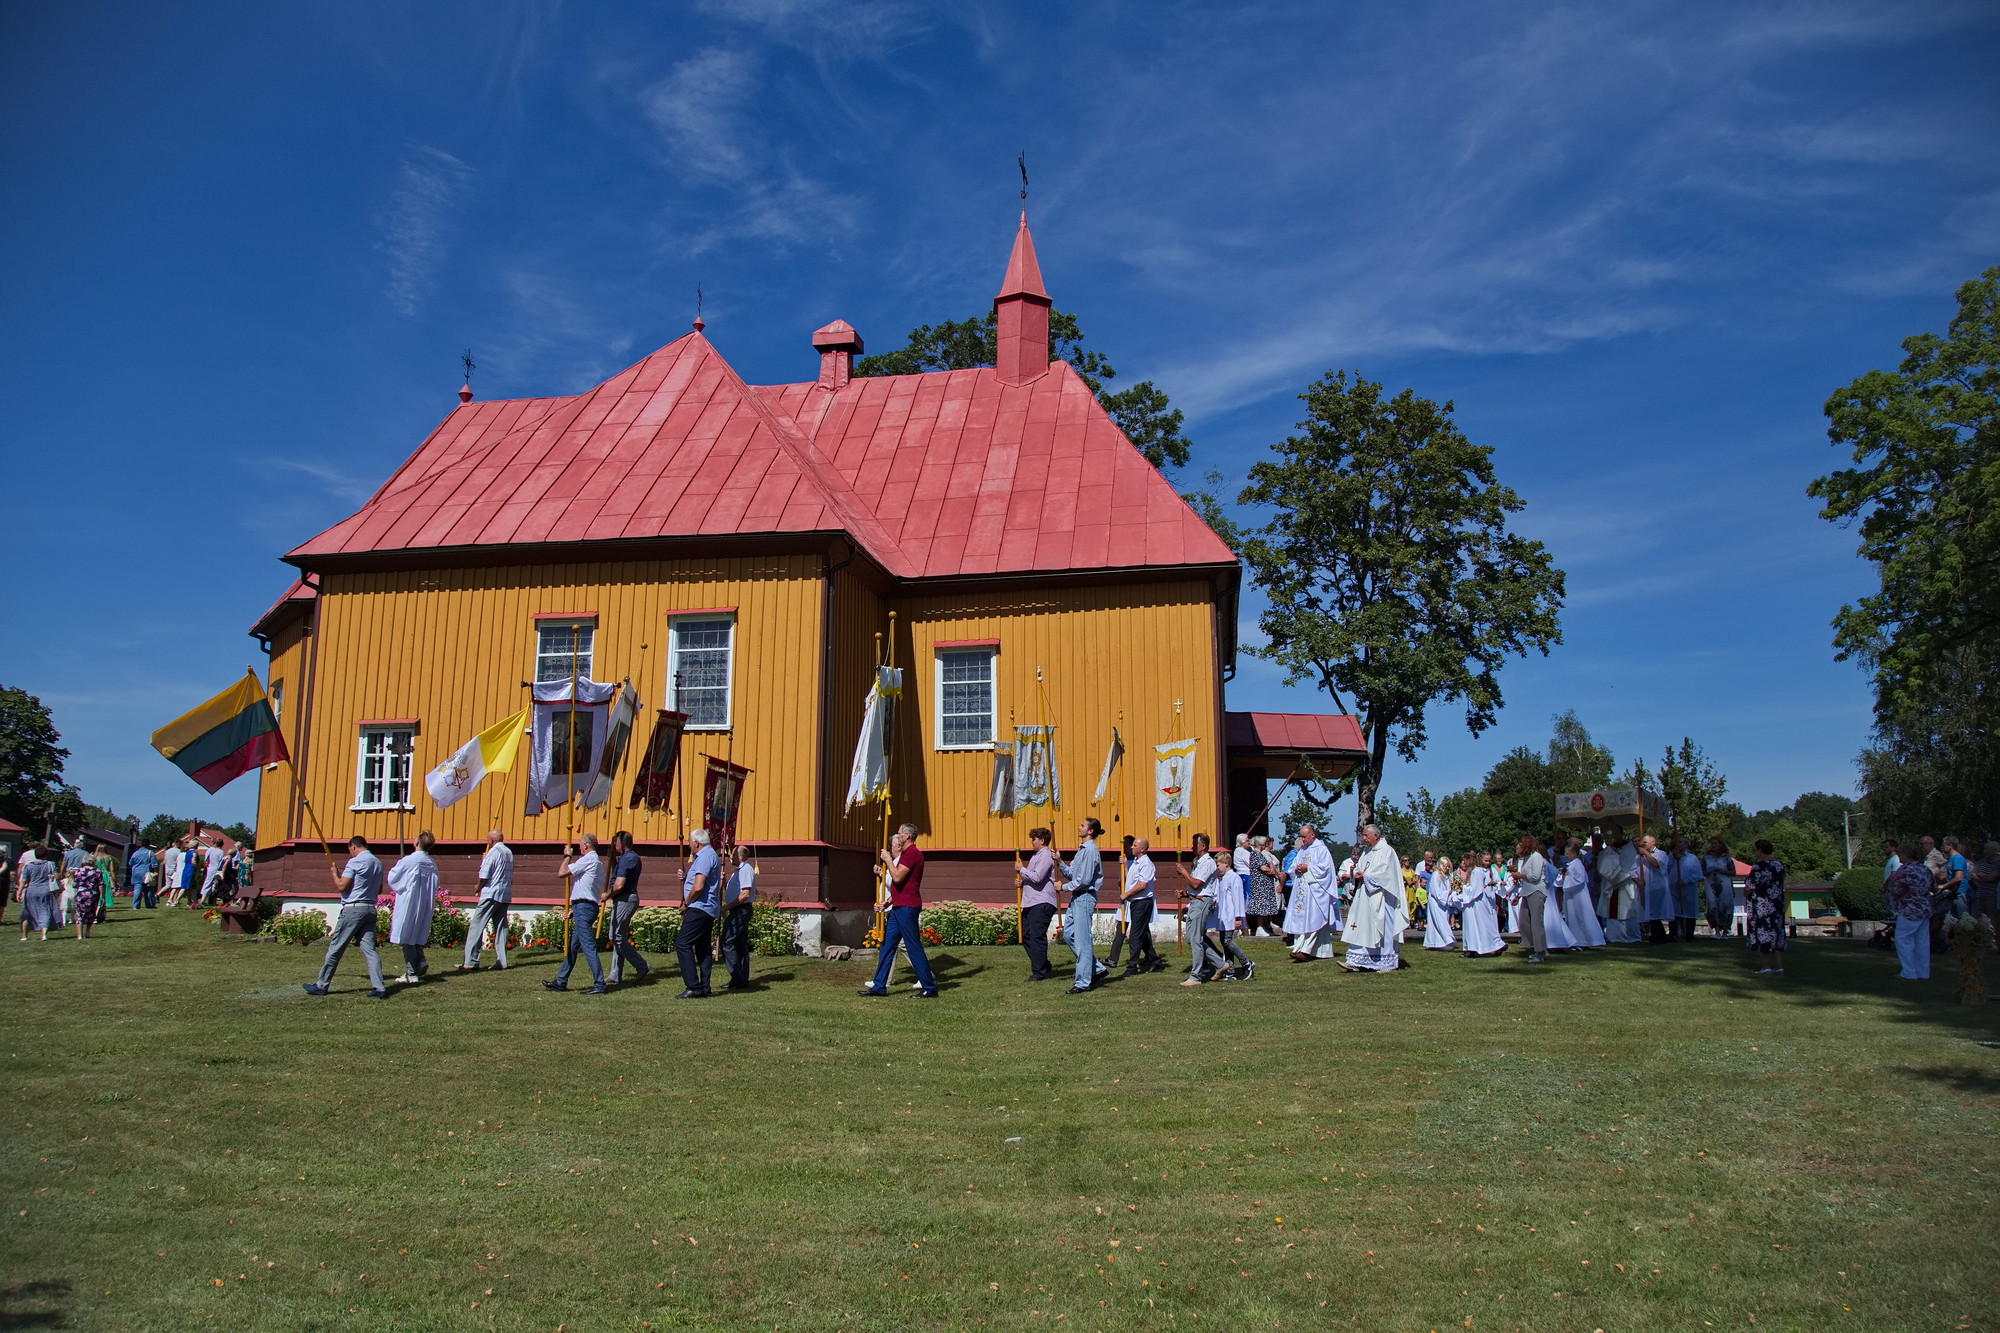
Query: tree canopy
0 685 72 834
1229 371 1565 838
854 309 1192 471
1810 266 1998 839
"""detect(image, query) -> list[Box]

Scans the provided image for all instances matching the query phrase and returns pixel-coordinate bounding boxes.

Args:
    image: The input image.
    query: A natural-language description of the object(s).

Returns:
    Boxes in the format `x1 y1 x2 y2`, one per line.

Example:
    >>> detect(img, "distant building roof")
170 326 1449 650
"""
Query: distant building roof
0 816 25 835
281 219 1235 586
1225 711 1367 779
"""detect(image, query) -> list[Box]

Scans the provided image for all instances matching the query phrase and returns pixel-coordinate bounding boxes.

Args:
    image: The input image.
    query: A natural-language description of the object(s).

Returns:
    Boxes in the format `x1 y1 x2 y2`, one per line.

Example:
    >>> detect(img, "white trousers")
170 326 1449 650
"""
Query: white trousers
1895 916 1930 980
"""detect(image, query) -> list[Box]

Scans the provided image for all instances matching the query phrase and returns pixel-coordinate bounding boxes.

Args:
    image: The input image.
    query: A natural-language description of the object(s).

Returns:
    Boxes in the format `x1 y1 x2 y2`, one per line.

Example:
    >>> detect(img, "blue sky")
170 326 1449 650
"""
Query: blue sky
3 0 1995 832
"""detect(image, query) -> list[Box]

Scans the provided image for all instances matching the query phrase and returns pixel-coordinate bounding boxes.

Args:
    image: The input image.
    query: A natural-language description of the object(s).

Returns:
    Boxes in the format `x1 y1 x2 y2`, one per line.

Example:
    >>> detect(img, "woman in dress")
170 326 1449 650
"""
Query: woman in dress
17 849 60 942
1423 856 1459 950
71 858 103 940
1244 836 1282 936
1744 837 1787 975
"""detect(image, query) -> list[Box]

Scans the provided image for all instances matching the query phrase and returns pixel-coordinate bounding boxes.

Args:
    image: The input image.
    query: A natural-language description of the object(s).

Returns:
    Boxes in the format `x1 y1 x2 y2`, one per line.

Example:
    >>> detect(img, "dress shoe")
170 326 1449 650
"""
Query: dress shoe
300 983 329 996
541 980 568 991
857 986 887 997
585 984 609 994
1065 985 1092 994
914 989 940 999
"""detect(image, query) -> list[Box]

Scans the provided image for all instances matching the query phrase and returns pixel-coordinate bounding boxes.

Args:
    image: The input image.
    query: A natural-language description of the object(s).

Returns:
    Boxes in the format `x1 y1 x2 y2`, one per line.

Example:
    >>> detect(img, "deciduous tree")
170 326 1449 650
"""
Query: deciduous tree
1656 738 1729 848
0 685 72 834
1231 371 1565 840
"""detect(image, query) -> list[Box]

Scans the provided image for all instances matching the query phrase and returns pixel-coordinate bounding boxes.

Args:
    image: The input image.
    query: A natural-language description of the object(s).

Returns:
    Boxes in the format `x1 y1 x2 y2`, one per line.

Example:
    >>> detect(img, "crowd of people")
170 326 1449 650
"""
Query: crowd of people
1 833 248 942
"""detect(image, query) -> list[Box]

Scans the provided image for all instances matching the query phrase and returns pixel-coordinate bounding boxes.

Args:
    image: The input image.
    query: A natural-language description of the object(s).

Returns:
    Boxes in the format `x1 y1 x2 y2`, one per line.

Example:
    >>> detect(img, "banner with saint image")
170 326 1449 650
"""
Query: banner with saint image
628 709 690 811
703 758 752 849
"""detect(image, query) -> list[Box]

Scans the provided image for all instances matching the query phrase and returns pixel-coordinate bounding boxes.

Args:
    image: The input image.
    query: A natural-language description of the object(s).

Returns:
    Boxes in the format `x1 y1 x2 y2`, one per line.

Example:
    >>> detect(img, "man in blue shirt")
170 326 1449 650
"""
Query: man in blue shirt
605 830 652 987
1055 818 1109 993
128 844 158 910
675 829 721 998
719 845 757 991
544 834 608 994
302 836 387 997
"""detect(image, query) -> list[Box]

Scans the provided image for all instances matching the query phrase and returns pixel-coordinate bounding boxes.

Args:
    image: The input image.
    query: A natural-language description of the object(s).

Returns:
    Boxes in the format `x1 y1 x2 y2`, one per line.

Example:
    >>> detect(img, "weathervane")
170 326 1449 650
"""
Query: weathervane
461 348 475 388
1017 152 1028 203
694 284 705 332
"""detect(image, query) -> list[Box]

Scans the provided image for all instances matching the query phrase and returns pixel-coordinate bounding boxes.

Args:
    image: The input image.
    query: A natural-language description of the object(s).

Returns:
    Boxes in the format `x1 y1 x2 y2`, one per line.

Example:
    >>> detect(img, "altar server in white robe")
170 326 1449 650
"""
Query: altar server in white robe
1637 834 1674 944
1422 856 1459 950
1541 848 1578 951
1598 833 1640 943
1339 824 1408 972
1499 859 1522 936
1283 825 1339 961
388 832 440 984
1559 839 1606 946
1458 855 1506 956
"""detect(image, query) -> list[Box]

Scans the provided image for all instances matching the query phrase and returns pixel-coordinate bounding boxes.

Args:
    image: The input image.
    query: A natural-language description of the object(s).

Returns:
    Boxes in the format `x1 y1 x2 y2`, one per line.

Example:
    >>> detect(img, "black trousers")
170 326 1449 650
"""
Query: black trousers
677 908 715 994
1021 902 1058 977
1123 899 1159 968
719 903 753 988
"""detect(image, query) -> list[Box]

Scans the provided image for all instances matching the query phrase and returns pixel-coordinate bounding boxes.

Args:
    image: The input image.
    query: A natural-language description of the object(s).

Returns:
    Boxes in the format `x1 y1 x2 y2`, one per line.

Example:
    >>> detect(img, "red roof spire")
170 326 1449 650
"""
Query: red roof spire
994 212 1052 385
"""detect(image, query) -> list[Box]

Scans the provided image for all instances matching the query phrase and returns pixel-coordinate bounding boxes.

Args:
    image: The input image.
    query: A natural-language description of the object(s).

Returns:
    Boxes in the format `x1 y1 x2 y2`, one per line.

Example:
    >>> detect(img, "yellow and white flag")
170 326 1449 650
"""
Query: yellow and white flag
425 708 530 809
1154 738 1198 822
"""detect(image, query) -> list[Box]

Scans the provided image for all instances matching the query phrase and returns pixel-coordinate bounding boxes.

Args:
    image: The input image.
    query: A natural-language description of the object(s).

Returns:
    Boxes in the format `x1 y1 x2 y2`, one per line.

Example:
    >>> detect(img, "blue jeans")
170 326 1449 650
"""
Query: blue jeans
869 905 937 993
1066 892 1100 988
555 901 605 987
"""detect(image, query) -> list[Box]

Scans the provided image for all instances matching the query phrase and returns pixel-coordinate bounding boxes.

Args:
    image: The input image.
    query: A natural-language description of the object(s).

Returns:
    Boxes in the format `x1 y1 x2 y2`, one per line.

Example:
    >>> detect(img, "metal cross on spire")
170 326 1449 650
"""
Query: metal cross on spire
693 284 705 332
461 348 475 387
1017 152 1028 203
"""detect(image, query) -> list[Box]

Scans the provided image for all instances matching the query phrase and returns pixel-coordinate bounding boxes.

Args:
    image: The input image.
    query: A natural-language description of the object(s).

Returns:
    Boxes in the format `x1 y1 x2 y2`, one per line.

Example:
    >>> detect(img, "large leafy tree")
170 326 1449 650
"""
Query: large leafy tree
1655 737 1730 848
0 685 73 835
855 310 1192 470
1546 709 1615 796
1230 371 1565 839
1810 267 1997 833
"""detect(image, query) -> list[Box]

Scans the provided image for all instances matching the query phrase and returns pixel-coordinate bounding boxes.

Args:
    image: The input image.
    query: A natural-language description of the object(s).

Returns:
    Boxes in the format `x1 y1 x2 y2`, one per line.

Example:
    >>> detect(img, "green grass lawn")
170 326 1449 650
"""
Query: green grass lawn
2 907 1996 1332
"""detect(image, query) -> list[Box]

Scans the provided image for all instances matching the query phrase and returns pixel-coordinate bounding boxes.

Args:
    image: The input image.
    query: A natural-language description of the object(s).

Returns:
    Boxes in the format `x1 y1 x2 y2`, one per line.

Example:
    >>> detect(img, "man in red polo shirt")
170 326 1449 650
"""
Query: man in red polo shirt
858 823 939 999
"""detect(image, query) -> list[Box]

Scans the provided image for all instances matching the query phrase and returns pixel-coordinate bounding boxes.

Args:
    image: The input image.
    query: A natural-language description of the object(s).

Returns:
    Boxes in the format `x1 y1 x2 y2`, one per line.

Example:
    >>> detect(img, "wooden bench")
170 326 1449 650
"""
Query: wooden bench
217 882 263 935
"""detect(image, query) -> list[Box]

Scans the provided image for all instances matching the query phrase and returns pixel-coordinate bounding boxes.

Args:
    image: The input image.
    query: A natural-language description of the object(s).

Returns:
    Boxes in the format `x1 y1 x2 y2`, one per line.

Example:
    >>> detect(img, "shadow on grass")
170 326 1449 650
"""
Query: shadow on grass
1906 1064 2000 1095
0 1279 70 1329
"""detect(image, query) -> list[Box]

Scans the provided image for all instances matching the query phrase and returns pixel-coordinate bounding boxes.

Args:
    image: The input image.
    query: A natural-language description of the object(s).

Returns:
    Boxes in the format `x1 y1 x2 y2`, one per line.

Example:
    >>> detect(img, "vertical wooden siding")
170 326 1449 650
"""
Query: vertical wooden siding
886 581 1219 852
273 556 823 849
821 564 888 850
254 618 309 846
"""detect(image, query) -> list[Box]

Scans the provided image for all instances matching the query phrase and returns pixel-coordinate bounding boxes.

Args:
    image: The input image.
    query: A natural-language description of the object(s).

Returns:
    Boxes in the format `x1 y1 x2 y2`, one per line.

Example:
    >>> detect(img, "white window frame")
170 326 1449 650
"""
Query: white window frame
265 679 284 771
933 646 998 751
535 619 597 683
352 724 417 811
667 614 736 731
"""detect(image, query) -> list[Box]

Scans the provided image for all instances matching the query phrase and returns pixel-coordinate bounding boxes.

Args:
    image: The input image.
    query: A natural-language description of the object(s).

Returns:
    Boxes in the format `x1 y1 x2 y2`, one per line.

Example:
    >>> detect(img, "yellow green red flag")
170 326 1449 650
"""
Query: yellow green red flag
151 670 288 794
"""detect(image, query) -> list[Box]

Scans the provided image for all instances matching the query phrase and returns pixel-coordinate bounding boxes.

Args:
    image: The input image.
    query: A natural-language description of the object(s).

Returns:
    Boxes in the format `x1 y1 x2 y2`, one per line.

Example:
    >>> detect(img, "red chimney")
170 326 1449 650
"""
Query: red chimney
994 213 1051 386
812 319 864 390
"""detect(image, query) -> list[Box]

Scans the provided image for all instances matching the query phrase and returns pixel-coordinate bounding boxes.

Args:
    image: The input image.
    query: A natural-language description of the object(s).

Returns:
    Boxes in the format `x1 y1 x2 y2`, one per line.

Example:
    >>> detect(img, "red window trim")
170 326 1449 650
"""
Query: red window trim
665 607 738 617
935 638 1000 649
358 718 421 731
532 611 598 621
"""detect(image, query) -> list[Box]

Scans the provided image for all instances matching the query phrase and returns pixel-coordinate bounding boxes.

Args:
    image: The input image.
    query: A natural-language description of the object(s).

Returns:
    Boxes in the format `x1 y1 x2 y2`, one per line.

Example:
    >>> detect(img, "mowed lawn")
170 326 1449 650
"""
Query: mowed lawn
2 908 1996 1332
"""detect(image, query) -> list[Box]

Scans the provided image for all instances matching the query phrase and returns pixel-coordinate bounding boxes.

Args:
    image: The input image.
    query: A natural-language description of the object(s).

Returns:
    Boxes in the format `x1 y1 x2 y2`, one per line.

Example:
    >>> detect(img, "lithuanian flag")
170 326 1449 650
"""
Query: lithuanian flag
152 669 289 794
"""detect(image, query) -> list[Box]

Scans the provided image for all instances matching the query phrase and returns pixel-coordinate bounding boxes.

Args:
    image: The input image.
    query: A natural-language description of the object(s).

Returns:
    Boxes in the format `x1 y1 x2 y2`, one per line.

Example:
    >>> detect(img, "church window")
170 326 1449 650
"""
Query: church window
668 615 735 730
935 645 997 749
353 724 416 809
535 621 595 682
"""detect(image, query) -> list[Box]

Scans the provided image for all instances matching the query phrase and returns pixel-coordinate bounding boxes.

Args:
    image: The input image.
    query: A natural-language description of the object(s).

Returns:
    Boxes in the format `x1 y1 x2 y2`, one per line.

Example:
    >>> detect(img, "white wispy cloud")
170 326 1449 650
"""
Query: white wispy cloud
642 47 762 180
253 458 379 505
377 145 475 317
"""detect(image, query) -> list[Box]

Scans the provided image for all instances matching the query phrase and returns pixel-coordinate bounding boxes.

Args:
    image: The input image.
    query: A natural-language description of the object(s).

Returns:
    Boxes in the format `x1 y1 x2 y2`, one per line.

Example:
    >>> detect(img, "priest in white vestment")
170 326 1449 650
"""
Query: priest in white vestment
1557 842 1606 946
1282 826 1338 961
388 833 440 984
1339 824 1408 971
1599 834 1640 943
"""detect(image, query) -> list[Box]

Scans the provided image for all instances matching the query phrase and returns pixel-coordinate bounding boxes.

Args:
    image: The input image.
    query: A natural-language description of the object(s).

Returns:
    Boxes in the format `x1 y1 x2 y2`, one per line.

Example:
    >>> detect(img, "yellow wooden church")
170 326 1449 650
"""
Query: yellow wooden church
250 216 1361 924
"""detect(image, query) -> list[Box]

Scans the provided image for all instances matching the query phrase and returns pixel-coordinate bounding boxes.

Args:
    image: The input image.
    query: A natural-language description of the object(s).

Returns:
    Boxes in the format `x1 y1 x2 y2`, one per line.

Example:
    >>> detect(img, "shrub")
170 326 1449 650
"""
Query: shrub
748 902 797 956
270 909 329 946
427 907 470 948
628 905 684 953
921 899 1019 946
1831 865 1888 921
252 896 283 931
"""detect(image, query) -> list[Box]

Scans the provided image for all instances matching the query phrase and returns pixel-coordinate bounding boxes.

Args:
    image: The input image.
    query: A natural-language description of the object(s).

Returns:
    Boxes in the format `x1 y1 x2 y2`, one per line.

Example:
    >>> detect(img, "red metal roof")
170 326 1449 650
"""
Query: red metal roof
285 223 1234 583
252 578 317 638
1225 711 1367 755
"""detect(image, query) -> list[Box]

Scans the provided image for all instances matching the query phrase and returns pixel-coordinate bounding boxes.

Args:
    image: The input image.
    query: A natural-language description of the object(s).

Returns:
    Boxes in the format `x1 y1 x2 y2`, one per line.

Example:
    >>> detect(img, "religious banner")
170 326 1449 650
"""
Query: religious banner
988 742 1016 816
844 665 902 811
704 758 752 849
1011 725 1059 809
628 708 690 811
1154 738 1198 823
581 681 640 810
1092 727 1124 802
1554 786 1669 831
524 678 618 815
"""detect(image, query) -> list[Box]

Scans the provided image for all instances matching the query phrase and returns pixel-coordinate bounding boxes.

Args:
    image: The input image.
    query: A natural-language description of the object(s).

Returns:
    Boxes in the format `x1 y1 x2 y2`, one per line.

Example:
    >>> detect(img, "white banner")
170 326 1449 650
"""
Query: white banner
988 742 1015 816
524 678 619 815
581 682 640 810
1092 727 1124 802
844 665 902 811
1154 738 1197 823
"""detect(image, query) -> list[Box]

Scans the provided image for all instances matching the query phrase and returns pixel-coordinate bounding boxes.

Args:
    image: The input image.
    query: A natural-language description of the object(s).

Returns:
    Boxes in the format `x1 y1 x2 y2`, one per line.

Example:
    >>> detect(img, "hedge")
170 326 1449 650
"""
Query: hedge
1830 865 1887 920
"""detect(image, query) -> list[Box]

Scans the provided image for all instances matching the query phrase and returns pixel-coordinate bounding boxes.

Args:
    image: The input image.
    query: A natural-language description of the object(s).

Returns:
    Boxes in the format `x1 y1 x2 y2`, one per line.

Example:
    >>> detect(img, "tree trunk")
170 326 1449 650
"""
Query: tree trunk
1354 725 1390 845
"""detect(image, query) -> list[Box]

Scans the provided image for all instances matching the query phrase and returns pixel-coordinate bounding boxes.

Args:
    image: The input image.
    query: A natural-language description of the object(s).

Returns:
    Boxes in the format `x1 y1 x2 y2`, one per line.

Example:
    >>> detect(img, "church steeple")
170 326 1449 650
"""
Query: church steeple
993 213 1052 386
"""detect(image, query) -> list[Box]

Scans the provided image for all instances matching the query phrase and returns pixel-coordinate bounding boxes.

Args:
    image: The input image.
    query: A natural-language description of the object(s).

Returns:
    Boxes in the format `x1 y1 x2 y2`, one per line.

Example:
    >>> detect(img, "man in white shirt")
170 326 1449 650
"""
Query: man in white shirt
1282 825 1338 962
1176 833 1230 987
1339 823 1408 972
1118 837 1163 976
543 834 607 994
460 829 513 972
199 841 227 906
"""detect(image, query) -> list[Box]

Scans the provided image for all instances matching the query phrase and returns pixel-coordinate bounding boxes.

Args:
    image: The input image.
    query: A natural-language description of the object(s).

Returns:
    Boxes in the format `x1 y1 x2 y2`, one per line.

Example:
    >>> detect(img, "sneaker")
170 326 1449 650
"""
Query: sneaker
1237 962 1256 981
300 983 329 996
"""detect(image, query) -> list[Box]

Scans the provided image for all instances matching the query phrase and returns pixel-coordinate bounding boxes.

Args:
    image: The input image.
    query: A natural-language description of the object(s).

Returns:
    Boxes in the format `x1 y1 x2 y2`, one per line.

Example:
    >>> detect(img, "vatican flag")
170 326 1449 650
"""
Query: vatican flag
425 708 530 809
